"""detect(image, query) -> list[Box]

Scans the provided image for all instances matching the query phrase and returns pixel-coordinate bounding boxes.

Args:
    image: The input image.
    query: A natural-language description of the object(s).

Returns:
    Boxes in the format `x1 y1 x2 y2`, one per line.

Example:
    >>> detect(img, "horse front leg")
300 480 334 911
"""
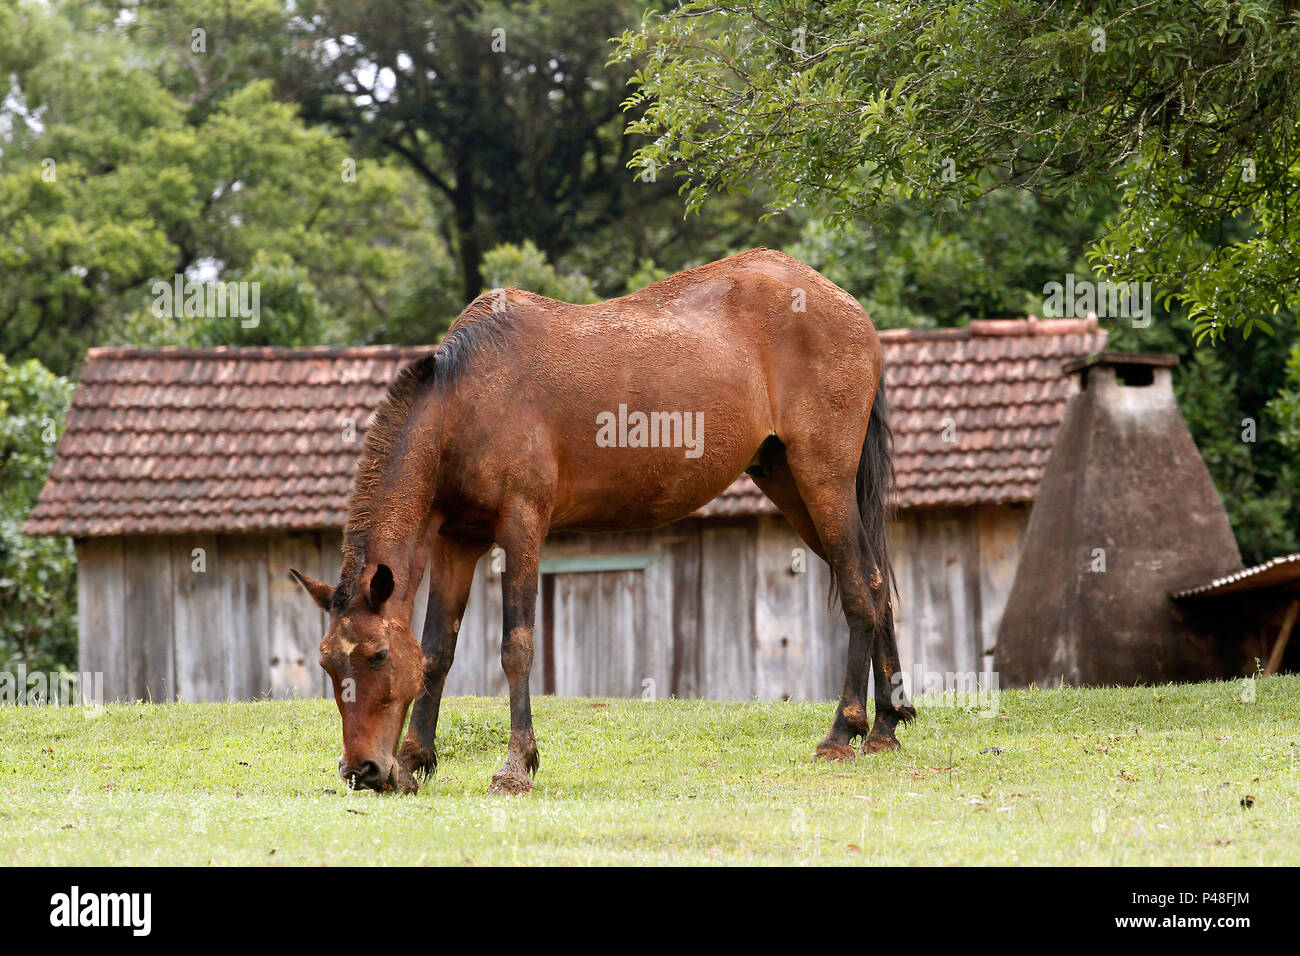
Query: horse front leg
400 534 487 781
488 506 547 795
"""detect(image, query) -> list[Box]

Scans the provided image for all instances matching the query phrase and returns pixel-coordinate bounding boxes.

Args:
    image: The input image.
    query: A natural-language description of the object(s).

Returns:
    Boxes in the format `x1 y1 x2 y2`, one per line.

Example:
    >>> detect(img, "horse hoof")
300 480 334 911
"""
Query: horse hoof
393 764 420 795
813 742 857 762
861 733 900 754
399 744 436 780
488 770 533 795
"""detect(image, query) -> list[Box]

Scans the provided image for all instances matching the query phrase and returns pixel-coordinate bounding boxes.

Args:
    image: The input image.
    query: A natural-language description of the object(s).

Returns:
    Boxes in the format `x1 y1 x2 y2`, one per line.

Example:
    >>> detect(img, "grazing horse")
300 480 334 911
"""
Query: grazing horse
291 248 914 795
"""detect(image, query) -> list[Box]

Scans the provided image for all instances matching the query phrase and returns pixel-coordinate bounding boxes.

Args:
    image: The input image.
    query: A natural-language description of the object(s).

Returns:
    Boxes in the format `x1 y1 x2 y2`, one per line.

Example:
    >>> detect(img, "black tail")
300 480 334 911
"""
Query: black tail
857 377 896 621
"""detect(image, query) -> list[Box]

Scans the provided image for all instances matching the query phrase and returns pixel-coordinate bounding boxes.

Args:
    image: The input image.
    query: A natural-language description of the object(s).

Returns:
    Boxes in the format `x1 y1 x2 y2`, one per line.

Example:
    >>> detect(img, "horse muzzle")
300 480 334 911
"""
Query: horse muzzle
339 755 418 795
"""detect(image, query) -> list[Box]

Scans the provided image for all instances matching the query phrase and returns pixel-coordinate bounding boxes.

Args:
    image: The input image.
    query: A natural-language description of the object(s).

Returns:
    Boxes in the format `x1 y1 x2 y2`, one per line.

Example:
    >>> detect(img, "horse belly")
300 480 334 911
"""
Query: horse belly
551 426 761 532
536 299 778 531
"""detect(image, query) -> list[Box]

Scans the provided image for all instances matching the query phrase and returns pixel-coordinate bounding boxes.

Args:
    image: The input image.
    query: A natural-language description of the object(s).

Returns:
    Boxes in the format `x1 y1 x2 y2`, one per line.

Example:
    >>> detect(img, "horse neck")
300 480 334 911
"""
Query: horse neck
346 391 444 619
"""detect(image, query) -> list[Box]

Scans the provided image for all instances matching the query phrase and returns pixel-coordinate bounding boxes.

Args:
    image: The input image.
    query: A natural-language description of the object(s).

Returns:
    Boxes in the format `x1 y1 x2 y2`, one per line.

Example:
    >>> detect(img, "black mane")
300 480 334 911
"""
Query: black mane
332 295 514 609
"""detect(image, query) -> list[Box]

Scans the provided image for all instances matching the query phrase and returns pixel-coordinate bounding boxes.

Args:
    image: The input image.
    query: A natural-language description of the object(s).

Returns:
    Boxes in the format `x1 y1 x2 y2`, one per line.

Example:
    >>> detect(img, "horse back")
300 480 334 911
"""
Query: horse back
436 249 881 531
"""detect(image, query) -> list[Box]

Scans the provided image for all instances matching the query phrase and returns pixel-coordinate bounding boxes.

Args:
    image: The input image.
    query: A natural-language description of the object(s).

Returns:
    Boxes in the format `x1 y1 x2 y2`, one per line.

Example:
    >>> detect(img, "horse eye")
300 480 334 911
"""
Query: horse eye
370 649 389 668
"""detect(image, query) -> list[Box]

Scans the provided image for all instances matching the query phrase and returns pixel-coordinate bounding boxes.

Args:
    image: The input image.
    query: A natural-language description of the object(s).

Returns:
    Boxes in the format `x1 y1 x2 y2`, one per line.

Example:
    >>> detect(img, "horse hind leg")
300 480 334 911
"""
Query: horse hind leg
862 602 916 753
755 460 882 758
777 426 910 759
769 467 876 760
749 439 828 562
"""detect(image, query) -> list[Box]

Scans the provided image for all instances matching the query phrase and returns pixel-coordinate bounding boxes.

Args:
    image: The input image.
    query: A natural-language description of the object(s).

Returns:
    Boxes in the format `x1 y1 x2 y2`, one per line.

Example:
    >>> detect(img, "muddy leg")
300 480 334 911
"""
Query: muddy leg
863 600 916 753
800 489 878 761
400 534 487 780
488 508 545 795
816 617 874 760
753 460 874 758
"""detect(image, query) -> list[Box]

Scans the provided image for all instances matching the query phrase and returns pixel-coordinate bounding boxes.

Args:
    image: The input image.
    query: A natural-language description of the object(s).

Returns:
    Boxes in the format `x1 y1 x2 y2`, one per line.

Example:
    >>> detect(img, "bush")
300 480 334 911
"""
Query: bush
481 241 598 304
0 355 76 672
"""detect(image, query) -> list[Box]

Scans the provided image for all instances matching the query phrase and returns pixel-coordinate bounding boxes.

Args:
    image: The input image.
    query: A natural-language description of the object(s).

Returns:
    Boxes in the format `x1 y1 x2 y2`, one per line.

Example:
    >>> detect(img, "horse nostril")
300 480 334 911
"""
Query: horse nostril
341 759 383 789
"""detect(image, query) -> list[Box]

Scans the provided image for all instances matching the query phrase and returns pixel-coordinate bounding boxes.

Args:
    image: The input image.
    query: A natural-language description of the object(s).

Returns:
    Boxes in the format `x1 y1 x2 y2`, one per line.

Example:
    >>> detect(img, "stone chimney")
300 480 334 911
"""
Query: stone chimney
994 353 1242 686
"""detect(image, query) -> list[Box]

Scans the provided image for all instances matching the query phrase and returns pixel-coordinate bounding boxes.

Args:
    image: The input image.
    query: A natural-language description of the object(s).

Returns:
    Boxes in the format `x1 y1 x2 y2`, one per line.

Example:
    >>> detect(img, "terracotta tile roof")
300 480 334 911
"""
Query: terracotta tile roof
25 318 1105 537
25 346 435 537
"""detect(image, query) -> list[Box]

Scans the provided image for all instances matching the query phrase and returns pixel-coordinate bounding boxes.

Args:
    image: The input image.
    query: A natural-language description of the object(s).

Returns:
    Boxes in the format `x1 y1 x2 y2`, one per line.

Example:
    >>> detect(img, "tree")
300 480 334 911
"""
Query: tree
616 0 1300 343
1 1 448 373
481 241 599 303
792 186 1118 329
281 0 804 303
283 0 655 301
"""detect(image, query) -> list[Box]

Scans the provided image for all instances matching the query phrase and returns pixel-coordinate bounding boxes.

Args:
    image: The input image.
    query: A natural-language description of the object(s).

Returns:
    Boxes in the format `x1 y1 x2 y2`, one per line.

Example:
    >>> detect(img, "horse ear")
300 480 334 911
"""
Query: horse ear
290 568 333 611
366 564 395 614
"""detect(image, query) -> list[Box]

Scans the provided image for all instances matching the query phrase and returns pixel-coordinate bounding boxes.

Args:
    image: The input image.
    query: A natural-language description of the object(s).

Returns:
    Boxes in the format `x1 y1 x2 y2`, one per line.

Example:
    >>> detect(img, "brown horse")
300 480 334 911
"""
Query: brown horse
291 248 914 795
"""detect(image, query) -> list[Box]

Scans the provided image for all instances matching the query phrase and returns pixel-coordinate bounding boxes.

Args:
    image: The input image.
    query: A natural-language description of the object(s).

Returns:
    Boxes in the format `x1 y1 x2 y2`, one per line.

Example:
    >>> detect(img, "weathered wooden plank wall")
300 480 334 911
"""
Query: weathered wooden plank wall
890 505 1028 689
172 534 225 702
440 552 490 698
122 538 173 701
266 533 327 699
976 505 1031 671
698 525 757 698
76 504 1029 704
77 533 330 703
755 516 817 699
221 536 270 699
446 510 1024 700
669 533 702 698
77 537 126 699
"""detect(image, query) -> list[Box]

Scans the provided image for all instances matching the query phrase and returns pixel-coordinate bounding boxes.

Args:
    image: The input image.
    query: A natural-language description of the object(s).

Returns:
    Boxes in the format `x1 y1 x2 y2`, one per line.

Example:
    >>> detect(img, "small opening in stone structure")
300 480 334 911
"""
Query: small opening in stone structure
1114 363 1155 387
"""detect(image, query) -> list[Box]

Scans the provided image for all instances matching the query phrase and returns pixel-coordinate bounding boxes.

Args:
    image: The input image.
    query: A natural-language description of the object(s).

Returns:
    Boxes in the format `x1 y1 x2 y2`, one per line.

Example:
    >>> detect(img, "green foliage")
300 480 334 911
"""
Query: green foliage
286 0 658 301
616 0 1300 342
101 0 296 121
0 356 75 673
1271 345 1300 453
793 187 1116 329
0 3 449 372
283 0 796 302
482 242 599 304
623 259 673 292
2 0 795 359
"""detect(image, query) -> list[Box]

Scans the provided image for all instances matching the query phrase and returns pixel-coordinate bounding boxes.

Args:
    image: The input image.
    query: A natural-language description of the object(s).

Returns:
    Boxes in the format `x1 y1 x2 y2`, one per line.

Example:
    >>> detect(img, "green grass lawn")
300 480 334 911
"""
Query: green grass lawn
1 675 1297 865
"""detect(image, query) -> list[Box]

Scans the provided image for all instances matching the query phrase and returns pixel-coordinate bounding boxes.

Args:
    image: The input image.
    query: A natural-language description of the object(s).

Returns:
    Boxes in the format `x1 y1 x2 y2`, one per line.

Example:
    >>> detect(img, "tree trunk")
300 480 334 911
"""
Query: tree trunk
453 159 482 304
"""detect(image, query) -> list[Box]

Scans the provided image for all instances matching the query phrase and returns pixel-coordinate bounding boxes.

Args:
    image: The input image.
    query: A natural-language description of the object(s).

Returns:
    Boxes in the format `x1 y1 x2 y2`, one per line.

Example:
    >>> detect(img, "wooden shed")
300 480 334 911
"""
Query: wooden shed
1172 553 1300 677
24 317 1105 703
